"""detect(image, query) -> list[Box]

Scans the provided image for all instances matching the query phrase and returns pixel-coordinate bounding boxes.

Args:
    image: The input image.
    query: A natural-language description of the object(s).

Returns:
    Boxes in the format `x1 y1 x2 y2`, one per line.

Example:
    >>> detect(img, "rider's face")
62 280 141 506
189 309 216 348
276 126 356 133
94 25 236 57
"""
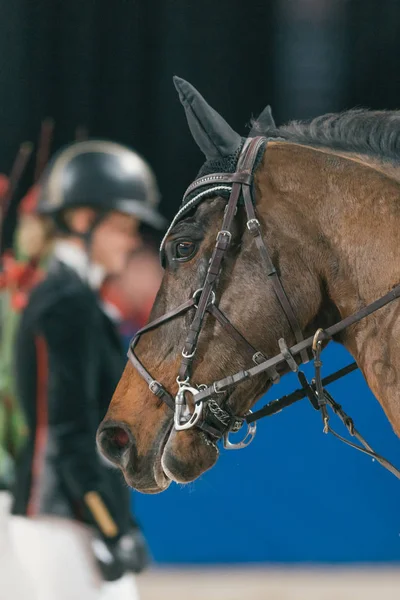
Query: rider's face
91 211 141 275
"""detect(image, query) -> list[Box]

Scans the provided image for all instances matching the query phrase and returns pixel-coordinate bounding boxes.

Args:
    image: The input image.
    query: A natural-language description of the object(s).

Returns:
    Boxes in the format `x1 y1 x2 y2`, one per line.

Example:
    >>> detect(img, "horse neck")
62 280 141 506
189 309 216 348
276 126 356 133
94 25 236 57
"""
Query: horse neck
333 150 400 184
260 142 400 436
261 142 400 303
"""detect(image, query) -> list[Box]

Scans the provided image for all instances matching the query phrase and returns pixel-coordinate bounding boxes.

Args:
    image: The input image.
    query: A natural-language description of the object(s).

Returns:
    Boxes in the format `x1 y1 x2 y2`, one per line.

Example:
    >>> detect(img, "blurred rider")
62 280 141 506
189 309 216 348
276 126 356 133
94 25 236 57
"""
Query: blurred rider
9 140 165 600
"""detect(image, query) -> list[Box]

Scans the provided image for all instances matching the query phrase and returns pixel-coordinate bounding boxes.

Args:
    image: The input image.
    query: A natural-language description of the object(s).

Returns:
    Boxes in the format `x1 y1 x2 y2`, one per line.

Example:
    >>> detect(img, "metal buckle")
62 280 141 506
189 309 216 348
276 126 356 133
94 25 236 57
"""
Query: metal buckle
213 381 225 395
174 381 204 431
252 351 265 365
252 352 280 384
246 218 260 232
192 288 216 308
182 348 196 359
312 328 326 353
223 411 257 450
149 380 162 395
216 230 232 243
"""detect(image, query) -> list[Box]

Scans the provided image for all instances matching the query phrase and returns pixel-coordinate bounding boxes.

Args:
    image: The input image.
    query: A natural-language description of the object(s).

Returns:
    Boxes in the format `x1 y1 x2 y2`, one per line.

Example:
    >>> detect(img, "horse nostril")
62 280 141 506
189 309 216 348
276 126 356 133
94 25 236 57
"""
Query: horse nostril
111 427 130 448
97 422 133 466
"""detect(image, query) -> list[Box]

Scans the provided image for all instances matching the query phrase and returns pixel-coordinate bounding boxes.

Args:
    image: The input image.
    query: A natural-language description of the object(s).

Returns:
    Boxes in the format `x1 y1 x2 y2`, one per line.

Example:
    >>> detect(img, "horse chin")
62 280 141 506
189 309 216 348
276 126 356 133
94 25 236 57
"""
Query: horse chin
122 461 171 494
121 420 173 494
122 458 172 494
161 427 219 484
120 423 219 491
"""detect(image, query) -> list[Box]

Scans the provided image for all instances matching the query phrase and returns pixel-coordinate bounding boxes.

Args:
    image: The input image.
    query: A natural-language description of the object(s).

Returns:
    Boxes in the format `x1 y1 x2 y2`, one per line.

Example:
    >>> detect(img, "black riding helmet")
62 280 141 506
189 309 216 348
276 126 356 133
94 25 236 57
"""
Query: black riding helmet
37 140 166 230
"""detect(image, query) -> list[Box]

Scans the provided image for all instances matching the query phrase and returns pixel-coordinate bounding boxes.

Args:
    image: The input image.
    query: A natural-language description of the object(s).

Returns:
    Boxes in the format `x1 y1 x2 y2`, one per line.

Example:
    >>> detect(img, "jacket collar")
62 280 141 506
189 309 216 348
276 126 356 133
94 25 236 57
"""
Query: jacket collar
53 241 105 290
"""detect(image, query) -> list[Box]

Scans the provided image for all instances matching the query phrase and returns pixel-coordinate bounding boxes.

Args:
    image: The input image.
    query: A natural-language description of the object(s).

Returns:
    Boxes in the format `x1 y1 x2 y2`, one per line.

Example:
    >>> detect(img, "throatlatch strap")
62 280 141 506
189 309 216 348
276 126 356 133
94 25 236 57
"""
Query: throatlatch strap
242 188 309 365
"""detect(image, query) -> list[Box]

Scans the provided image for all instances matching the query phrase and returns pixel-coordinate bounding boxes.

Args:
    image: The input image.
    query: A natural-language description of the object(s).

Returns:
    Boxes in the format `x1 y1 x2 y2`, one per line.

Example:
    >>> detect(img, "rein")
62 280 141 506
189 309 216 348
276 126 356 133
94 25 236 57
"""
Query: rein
128 136 400 480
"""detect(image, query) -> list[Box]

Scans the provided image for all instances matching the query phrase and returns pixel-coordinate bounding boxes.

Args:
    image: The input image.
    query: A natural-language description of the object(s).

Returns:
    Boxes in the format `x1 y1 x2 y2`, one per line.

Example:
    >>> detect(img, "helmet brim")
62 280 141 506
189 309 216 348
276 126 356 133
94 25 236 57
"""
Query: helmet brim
112 199 167 230
37 195 168 230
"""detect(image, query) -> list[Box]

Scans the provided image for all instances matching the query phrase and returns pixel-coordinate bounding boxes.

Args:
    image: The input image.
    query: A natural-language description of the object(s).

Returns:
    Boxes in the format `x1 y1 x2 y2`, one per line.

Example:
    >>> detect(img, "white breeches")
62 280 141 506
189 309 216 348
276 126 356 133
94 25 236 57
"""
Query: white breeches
0 491 33 599
9 514 140 600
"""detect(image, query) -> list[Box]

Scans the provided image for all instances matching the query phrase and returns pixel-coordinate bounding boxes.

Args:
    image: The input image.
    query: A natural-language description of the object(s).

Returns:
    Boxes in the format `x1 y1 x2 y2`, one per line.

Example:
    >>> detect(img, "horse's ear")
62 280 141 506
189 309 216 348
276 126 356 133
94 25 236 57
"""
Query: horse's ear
173 76 242 160
249 105 276 137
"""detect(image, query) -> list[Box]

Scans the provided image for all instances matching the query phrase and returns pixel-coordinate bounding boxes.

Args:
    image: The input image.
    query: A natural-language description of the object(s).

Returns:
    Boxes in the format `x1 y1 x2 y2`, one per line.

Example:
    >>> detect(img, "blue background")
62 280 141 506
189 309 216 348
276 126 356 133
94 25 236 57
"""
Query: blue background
132 343 400 564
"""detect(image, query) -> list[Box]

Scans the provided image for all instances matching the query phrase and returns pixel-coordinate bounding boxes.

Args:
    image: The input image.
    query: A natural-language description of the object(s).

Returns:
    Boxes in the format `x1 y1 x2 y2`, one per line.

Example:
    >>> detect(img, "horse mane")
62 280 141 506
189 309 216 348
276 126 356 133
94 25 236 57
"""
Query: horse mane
251 109 400 163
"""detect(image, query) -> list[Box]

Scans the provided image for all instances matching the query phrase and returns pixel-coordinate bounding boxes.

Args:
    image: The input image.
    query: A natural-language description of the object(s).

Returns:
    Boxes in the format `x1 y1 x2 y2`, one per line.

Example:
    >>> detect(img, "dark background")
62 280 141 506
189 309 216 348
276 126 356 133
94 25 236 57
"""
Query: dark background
2 0 400 564
2 0 400 246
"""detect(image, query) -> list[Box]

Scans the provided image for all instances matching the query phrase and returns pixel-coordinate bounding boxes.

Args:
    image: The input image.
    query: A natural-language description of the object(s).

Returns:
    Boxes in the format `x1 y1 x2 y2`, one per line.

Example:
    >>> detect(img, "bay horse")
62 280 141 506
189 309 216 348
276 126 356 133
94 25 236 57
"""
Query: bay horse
97 77 400 494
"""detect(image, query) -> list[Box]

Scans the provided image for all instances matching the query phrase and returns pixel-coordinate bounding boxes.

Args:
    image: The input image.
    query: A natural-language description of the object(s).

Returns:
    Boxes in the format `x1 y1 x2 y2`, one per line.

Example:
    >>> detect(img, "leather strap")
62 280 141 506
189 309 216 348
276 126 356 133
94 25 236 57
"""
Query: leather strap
194 281 400 403
245 362 359 423
178 137 263 382
242 188 309 364
323 390 400 480
208 304 279 382
178 180 243 381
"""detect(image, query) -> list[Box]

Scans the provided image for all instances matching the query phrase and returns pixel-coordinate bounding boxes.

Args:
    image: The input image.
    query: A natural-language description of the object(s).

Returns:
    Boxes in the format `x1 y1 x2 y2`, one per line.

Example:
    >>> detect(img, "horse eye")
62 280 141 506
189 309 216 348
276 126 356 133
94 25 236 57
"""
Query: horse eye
173 240 197 261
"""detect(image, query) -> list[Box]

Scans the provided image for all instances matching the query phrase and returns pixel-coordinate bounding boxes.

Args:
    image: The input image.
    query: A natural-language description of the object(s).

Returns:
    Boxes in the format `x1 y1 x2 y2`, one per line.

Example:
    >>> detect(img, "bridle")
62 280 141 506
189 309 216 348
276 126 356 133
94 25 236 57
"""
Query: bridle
128 136 400 479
